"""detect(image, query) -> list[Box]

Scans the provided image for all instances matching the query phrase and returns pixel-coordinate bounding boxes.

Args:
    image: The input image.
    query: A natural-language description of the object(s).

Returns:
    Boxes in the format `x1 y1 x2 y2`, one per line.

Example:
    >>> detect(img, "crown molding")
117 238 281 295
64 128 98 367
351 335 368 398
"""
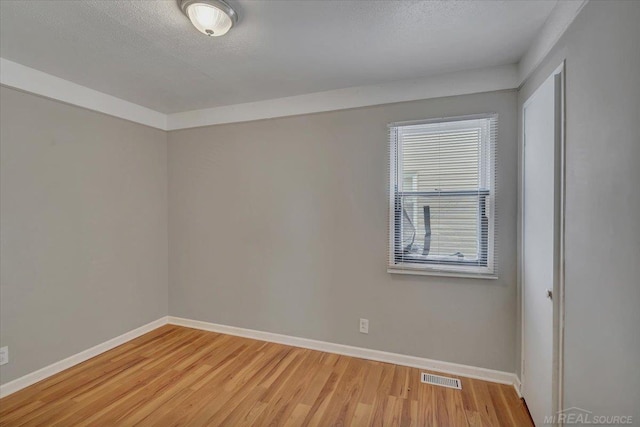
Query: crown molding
166 64 518 130
518 0 588 85
1 57 519 131
0 58 167 130
2 0 587 132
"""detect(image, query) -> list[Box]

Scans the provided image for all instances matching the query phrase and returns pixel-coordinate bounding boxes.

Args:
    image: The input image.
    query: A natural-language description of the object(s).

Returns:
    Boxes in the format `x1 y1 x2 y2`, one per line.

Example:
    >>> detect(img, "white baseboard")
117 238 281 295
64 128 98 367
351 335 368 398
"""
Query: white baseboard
1 316 521 399
0 317 168 398
168 316 520 390
514 376 522 398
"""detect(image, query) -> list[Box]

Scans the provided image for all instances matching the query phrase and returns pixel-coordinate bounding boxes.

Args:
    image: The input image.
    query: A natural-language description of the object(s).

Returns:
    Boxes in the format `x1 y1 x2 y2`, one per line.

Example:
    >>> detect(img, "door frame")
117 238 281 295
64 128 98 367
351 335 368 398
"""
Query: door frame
519 61 566 423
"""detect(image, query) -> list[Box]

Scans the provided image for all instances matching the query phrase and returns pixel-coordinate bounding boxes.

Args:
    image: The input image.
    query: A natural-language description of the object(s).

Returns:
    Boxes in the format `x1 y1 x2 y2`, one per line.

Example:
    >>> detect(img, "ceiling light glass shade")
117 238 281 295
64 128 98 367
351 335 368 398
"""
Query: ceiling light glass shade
180 0 238 37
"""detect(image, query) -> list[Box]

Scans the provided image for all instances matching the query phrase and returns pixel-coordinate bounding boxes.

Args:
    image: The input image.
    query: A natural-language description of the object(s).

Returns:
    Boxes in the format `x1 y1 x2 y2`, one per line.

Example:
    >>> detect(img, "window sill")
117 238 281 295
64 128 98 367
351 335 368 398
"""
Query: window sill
387 268 498 280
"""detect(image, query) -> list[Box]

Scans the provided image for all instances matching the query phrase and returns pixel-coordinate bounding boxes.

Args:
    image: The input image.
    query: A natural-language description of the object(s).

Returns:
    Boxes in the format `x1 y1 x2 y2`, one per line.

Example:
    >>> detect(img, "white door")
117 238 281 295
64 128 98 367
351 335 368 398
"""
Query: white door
522 68 563 426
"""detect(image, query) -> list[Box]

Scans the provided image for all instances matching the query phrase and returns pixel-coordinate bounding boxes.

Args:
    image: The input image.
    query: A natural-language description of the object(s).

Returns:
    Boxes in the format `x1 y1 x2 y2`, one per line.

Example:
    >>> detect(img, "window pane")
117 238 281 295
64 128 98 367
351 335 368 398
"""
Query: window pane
389 114 496 275
400 194 480 260
401 129 480 191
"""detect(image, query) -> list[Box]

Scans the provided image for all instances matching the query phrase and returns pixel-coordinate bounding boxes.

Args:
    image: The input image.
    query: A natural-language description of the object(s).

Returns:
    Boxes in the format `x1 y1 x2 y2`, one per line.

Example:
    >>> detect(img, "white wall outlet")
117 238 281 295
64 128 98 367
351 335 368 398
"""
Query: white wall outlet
359 318 369 334
0 346 8 366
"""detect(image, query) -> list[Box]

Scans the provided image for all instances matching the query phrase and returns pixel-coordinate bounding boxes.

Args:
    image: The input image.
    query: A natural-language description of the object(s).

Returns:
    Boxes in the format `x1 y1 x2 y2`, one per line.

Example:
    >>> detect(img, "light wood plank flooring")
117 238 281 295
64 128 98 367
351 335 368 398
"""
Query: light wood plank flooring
0 325 532 426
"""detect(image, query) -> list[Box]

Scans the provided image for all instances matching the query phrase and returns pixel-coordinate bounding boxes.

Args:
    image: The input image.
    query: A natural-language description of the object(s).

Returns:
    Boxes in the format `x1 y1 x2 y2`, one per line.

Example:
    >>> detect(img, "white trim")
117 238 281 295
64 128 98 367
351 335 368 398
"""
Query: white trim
518 1 587 85
514 376 523 398
519 62 566 422
0 316 522 400
0 317 168 398
166 65 518 130
387 268 498 280
3 0 587 132
556 61 567 423
1 58 517 131
0 58 167 130
168 316 519 389
387 114 498 280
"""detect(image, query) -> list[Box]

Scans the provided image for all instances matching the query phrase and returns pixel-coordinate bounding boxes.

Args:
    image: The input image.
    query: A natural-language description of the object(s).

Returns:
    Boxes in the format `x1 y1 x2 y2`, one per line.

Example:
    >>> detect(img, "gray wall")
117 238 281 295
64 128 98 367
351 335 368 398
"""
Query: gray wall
1 3 637 414
518 0 640 419
168 90 518 373
0 87 168 384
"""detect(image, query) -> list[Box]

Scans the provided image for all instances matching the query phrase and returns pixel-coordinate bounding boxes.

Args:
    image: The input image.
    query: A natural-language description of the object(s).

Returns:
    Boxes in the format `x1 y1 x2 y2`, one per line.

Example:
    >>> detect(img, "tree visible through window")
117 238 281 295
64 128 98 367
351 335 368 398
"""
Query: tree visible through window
388 114 496 276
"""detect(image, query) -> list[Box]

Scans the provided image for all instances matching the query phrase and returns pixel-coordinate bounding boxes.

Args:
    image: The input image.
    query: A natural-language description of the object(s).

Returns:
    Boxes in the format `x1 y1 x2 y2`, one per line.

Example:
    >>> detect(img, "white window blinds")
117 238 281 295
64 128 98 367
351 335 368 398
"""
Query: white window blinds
388 114 497 277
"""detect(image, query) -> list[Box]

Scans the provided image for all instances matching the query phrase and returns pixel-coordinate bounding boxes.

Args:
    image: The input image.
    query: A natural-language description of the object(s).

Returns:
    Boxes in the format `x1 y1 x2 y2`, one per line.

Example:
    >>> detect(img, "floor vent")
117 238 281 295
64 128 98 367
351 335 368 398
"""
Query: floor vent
421 373 462 390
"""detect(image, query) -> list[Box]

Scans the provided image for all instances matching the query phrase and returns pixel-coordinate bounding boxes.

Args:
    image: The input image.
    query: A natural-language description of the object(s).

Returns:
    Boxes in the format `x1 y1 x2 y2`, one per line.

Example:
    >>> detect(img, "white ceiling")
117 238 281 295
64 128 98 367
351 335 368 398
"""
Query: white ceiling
0 0 557 114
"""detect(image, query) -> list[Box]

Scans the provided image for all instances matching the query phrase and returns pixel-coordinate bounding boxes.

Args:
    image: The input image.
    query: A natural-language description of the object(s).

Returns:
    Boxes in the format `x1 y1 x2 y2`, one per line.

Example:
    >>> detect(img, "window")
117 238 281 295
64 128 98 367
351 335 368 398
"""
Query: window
388 114 497 277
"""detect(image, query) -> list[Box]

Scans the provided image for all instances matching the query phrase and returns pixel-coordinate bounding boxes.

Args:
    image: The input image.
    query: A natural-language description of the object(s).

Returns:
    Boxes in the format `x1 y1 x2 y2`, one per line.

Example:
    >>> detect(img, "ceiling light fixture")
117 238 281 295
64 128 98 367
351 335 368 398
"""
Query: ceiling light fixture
180 0 238 37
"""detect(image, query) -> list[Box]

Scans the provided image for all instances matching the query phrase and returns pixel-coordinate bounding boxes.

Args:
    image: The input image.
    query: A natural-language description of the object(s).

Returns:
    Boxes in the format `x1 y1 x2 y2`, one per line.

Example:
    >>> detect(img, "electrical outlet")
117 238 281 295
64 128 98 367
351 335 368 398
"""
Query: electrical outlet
0 346 8 366
359 318 369 334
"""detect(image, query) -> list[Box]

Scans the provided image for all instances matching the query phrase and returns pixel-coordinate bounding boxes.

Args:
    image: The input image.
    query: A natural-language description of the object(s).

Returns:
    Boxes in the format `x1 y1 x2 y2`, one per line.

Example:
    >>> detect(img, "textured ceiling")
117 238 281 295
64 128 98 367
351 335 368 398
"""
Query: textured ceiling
0 0 556 114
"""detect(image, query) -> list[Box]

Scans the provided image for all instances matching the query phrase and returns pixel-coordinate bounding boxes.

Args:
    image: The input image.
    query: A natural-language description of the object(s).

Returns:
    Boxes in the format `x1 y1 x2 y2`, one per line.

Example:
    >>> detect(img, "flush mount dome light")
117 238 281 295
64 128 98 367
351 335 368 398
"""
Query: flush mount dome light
180 0 238 37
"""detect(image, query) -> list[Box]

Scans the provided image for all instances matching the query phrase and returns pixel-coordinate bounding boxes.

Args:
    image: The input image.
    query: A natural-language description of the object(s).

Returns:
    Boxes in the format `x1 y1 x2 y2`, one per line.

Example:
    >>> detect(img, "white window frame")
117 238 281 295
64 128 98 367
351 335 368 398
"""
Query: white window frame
387 114 497 279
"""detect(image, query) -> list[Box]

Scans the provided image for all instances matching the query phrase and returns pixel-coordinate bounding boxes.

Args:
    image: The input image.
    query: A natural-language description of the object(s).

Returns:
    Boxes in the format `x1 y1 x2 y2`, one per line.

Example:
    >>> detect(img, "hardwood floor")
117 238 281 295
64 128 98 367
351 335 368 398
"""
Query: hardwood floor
0 325 532 426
